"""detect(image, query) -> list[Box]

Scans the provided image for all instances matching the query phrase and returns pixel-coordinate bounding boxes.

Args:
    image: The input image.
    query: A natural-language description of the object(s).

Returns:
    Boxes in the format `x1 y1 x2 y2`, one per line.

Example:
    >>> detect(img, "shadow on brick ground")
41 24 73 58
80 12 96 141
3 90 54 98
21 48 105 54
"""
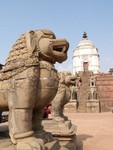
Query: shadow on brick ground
77 134 93 150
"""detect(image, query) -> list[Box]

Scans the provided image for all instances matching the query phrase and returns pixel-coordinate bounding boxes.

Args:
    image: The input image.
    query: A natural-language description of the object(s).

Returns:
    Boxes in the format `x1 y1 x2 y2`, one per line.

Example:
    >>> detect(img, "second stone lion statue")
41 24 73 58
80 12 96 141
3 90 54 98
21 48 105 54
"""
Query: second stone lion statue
0 29 69 150
51 71 77 122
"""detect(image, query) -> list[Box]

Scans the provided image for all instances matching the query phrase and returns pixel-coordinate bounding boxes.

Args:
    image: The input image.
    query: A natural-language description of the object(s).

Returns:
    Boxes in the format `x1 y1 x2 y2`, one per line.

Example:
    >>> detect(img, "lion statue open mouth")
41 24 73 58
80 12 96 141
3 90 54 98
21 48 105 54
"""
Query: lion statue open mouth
0 29 69 150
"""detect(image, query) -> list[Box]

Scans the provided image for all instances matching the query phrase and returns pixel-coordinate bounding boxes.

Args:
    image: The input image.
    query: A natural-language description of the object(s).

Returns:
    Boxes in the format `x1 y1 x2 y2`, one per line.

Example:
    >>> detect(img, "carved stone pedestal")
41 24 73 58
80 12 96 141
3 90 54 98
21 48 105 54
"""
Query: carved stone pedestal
42 119 77 150
0 122 63 150
0 137 63 150
87 99 100 112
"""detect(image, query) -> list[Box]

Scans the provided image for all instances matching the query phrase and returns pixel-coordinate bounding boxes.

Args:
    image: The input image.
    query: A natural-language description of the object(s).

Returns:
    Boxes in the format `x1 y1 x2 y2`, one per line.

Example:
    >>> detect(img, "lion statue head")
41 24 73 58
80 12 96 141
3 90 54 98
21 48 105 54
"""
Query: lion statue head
0 29 69 80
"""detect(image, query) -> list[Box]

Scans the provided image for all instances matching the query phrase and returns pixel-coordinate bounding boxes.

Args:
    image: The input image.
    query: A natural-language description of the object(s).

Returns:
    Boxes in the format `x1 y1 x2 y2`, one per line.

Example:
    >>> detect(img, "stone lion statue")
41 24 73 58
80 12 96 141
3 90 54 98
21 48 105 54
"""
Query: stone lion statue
0 29 69 149
51 71 76 122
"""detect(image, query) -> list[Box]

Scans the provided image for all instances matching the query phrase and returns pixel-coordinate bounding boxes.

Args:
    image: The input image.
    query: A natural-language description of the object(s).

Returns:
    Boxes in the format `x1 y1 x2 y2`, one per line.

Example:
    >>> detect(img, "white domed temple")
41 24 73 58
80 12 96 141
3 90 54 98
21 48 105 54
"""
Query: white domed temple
64 32 113 113
73 32 100 74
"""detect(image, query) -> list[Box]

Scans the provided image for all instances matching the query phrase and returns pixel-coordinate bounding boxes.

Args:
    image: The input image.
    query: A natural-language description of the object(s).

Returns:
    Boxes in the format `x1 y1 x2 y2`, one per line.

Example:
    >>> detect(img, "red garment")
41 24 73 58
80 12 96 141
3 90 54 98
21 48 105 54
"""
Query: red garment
44 106 51 118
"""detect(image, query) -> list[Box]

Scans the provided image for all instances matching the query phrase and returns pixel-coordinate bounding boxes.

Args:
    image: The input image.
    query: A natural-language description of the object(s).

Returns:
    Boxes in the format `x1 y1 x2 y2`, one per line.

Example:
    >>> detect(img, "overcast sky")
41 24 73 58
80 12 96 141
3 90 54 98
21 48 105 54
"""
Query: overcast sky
0 0 113 73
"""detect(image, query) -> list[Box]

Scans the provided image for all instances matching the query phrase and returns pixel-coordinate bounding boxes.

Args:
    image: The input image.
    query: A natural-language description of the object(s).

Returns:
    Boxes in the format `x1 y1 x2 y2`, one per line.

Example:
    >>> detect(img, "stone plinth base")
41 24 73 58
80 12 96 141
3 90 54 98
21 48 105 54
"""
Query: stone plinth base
0 137 62 150
42 119 77 150
55 134 77 150
64 100 77 113
0 122 64 150
87 99 100 113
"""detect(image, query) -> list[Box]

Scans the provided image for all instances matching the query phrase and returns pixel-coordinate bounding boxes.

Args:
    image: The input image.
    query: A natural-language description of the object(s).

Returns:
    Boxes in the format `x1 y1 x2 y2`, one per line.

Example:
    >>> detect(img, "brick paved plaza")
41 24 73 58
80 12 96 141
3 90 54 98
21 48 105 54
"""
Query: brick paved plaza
66 112 113 150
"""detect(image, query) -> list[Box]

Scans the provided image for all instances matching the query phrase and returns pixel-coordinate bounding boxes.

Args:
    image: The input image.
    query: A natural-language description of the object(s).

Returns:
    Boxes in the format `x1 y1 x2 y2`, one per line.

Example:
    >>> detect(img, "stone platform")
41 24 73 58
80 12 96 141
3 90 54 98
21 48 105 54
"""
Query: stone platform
0 137 62 150
42 119 77 150
0 122 67 150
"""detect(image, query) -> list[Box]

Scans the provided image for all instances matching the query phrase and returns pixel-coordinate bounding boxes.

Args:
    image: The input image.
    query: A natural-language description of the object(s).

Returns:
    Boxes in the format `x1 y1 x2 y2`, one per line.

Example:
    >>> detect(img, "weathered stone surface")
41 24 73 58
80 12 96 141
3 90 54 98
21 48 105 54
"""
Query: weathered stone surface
0 29 69 149
73 71 92 113
42 119 77 150
0 122 68 150
51 71 77 122
42 119 76 135
0 136 61 150
42 70 78 149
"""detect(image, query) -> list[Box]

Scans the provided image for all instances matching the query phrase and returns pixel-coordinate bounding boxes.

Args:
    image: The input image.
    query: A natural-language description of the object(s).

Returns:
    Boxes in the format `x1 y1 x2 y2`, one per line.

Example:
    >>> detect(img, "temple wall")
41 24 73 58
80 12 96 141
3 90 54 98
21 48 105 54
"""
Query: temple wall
96 74 113 112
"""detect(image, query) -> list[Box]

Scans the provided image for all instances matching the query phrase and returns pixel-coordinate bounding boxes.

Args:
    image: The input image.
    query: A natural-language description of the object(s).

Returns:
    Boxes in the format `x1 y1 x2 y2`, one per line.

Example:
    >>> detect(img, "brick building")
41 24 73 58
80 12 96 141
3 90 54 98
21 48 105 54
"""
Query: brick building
96 72 113 112
68 33 113 112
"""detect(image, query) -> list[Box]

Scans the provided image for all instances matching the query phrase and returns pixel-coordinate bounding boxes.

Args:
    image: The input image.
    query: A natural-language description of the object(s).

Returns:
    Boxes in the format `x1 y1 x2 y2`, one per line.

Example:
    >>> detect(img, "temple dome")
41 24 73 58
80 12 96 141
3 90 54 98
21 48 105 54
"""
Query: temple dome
74 32 98 55
77 38 95 48
73 32 100 74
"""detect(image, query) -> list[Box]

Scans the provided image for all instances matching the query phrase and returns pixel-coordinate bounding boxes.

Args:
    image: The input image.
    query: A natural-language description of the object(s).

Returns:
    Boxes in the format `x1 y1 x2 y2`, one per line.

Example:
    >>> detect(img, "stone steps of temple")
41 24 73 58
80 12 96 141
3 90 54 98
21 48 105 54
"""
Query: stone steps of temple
76 71 93 112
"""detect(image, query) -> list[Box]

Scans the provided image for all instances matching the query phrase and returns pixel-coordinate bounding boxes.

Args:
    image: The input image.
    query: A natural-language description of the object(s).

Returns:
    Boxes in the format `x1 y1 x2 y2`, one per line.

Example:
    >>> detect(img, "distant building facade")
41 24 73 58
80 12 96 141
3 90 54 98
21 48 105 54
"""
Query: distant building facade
65 33 113 113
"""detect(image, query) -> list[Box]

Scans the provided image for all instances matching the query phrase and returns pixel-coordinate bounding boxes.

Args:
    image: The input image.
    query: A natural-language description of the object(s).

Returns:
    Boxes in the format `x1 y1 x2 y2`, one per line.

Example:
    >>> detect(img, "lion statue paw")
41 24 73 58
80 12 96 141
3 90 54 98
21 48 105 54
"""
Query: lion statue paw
16 137 44 150
35 130 53 143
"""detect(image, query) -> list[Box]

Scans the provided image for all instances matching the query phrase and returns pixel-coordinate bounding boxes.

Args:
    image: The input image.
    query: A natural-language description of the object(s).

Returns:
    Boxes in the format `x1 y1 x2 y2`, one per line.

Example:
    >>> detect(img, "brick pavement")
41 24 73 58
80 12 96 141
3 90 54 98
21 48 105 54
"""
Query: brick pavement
65 112 113 150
